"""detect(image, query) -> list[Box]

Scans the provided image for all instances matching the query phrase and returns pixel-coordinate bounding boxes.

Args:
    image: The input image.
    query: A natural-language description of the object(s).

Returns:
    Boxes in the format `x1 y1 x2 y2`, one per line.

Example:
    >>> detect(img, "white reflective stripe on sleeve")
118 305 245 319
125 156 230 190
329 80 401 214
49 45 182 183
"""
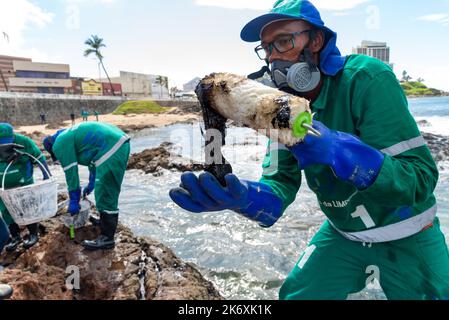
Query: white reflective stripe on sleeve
94 135 129 167
103 210 119 214
381 136 426 157
329 204 437 243
269 142 289 153
63 162 78 171
36 154 44 160
297 245 316 269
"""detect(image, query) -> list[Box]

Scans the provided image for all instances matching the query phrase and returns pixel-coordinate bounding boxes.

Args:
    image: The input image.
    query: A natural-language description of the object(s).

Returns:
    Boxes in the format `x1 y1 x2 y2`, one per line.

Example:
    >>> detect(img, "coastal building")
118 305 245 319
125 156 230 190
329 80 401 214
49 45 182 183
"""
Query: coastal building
67 77 84 95
115 71 151 98
109 71 169 99
8 60 71 94
352 41 394 69
81 79 102 96
0 55 32 92
102 82 123 96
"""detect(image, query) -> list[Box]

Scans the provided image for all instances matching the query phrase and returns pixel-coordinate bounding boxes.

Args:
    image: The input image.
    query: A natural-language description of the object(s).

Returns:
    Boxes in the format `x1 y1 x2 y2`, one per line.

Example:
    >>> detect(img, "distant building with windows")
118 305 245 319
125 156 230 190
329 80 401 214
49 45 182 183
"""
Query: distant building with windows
9 60 72 94
352 41 393 69
0 55 32 92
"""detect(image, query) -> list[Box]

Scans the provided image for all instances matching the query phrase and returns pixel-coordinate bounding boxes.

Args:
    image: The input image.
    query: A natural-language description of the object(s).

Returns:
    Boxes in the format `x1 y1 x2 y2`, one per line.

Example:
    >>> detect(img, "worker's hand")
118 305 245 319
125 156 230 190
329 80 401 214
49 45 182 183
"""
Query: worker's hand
169 172 283 227
83 171 96 197
0 144 24 163
288 121 385 190
68 189 81 216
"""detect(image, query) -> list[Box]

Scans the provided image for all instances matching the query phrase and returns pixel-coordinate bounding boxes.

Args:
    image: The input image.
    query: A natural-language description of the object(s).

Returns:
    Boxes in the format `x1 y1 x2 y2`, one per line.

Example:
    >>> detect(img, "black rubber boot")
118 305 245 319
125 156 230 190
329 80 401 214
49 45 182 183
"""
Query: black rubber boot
5 223 21 252
82 212 118 251
0 284 13 300
89 215 101 227
23 223 39 250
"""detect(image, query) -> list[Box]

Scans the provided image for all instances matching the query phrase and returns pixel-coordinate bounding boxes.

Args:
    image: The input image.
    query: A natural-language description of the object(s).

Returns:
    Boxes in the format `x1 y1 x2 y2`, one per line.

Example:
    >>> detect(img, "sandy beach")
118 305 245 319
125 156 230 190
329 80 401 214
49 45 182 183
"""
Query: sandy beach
16 109 201 136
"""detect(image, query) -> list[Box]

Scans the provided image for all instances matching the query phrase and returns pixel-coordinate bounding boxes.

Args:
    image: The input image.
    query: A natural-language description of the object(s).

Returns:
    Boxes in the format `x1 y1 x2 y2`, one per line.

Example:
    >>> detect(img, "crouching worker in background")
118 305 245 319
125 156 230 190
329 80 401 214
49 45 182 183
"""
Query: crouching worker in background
43 122 130 251
0 123 51 252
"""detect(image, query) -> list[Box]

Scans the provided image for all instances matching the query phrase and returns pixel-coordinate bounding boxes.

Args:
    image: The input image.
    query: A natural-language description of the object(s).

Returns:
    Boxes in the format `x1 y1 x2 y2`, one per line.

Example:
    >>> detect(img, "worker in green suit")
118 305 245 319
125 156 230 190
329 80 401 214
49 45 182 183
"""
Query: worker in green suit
0 123 51 252
43 122 130 250
170 0 449 300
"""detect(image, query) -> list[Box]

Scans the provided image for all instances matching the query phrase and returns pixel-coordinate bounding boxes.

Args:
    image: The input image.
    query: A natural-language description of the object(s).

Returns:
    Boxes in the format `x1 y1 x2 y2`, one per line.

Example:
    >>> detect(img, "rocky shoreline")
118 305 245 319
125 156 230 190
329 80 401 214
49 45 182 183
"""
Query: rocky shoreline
421 131 449 163
0 197 223 300
127 142 206 176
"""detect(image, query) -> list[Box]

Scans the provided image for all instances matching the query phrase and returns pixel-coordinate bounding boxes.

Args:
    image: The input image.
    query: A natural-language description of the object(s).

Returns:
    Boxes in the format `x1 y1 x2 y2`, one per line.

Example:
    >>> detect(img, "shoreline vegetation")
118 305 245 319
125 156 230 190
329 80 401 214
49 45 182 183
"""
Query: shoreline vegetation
112 100 172 115
401 81 449 98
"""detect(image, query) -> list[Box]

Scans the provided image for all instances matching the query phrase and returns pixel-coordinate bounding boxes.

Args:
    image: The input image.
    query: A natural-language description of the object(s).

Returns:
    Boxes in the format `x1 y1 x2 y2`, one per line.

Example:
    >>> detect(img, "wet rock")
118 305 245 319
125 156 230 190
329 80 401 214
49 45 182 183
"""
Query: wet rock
0 200 223 300
422 131 449 162
167 104 201 115
166 118 200 126
127 142 207 175
117 124 156 134
417 120 431 127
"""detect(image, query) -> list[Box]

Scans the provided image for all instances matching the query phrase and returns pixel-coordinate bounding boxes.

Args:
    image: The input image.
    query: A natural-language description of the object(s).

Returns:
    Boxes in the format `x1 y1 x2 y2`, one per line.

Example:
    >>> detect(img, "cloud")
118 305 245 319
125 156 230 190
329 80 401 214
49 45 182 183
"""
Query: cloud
194 0 370 11
0 0 53 57
417 13 449 26
65 0 117 3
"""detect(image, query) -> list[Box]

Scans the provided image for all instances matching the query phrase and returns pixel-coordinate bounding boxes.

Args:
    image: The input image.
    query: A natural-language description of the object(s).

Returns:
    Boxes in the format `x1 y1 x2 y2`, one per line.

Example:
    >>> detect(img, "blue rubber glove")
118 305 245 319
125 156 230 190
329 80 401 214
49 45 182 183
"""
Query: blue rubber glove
83 170 96 197
289 121 384 190
68 189 81 216
169 172 284 228
39 160 51 180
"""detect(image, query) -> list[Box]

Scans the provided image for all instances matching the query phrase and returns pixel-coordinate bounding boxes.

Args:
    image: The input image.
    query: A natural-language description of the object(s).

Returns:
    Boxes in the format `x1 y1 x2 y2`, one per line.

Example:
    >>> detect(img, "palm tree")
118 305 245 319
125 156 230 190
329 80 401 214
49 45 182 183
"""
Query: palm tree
155 75 168 99
84 35 115 96
401 70 412 83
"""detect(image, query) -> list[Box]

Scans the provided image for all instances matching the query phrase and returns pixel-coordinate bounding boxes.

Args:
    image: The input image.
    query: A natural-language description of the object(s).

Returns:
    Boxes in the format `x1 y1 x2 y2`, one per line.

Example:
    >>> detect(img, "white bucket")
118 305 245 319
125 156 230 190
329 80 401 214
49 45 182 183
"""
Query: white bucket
0 152 57 226
60 199 91 229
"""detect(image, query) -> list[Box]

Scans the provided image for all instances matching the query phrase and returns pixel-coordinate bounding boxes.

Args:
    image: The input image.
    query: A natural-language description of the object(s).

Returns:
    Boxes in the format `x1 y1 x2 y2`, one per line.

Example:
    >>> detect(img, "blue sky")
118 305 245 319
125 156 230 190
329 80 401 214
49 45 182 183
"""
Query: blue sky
1 0 449 91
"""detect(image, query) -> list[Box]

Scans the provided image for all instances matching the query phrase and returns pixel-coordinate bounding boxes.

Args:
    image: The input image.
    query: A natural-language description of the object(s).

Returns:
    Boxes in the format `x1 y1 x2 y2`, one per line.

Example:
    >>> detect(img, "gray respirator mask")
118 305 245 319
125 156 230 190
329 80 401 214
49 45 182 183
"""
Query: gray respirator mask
270 47 321 94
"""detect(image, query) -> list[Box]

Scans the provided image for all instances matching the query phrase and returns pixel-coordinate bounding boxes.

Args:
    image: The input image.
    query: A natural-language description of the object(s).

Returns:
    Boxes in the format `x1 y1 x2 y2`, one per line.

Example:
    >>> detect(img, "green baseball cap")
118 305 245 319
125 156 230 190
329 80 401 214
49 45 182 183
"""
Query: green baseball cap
0 123 14 144
240 0 346 76
241 0 334 42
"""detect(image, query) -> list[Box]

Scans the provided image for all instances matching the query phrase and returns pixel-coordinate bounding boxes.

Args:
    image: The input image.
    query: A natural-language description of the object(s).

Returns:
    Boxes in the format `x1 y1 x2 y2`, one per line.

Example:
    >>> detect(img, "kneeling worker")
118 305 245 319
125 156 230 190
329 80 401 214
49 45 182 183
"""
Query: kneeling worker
43 122 130 250
0 123 51 252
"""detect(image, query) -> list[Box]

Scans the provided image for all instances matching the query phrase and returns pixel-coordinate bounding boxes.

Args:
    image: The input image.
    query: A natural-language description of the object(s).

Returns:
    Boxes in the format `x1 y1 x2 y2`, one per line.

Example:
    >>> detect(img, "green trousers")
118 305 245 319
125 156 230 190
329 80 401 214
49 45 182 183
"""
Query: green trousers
279 218 449 300
94 142 130 215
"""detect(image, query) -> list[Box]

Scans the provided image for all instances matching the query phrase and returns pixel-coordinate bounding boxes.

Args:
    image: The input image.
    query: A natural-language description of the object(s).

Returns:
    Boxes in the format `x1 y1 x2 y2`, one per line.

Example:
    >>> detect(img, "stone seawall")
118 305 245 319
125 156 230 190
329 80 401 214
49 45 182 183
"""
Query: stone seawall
0 93 125 126
0 92 200 126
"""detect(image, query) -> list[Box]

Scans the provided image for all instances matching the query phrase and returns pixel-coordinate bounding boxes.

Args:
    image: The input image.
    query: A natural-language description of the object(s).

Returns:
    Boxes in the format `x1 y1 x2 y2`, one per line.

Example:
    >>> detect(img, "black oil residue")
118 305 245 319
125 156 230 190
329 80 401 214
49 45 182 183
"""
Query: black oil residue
195 77 233 186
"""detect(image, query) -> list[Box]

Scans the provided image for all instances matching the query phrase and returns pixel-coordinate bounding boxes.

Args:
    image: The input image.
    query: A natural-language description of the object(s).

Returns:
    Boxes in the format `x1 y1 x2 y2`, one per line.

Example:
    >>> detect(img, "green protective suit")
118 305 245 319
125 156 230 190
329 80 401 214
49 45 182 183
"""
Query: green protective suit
52 122 130 215
260 55 449 299
0 134 47 226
